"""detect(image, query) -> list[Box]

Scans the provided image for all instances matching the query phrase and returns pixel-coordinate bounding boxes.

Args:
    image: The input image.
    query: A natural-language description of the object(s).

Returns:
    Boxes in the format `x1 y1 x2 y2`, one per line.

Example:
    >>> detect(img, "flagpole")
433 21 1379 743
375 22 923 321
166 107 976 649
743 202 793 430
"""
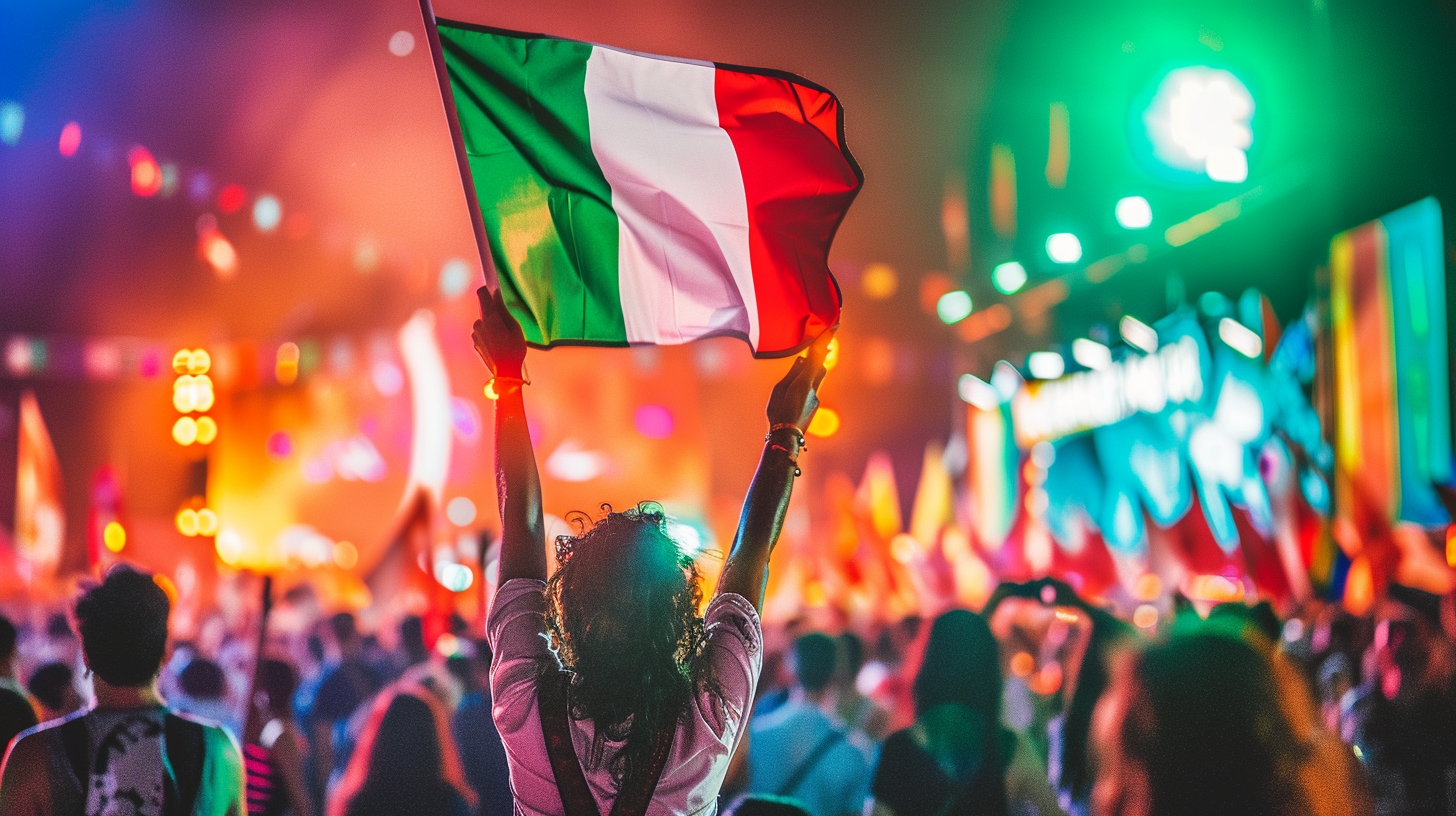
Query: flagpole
417 0 498 290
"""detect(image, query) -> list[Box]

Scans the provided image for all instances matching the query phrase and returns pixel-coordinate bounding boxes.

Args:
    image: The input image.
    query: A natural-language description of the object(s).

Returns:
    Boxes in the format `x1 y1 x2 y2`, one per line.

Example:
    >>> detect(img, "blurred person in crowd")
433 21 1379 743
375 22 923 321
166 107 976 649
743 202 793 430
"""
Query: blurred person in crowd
0 614 38 755
446 647 511 816
870 609 1063 816
27 663 82 722
1352 591 1456 816
327 686 475 816
0 565 244 816
307 612 381 802
746 633 870 816
244 658 314 816
397 616 430 674
727 795 813 816
1090 628 1367 816
832 632 889 742
175 658 242 740
473 288 830 814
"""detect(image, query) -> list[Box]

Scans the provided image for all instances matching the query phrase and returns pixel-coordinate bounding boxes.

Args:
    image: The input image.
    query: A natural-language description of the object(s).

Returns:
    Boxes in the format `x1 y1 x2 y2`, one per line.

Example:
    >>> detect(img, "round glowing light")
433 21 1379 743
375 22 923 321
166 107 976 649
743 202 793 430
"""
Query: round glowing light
434 633 460 657
194 377 215 412
333 540 359 569
215 529 244 565
860 263 898 300
992 261 1027 295
667 521 704 555
439 258 472 299
890 533 919 564
1115 196 1153 229
1026 351 1065 380
176 509 200 537
194 416 218 445
266 431 293 459
172 349 193 375
58 122 81 157
102 521 127 553
1031 662 1064 695
1134 573 1163 601
936 290 974 325
446 496 478 527
172 376 197 413
216 183 247 214
0 101 23 145
195 508 219 537
188 172 214 204
1045 233 1082 264
172 416 199 446
276 342 300 385
436 562 474 593
128 147 162 197
1009 651 1035 678
634 404 674 439
388 30 416 57
823 337 840 370
252 195 283 232
372 361 404 396
1133 604 1159 629
807 407 840 438
188 349 210 375
200 230 238 278
1144 67 1253 180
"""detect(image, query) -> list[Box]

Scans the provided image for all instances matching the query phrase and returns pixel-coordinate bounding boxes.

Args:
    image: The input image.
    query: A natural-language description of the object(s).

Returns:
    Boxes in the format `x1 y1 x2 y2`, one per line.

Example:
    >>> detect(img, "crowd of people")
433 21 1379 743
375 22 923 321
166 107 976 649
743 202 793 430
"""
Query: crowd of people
0 296 1452 816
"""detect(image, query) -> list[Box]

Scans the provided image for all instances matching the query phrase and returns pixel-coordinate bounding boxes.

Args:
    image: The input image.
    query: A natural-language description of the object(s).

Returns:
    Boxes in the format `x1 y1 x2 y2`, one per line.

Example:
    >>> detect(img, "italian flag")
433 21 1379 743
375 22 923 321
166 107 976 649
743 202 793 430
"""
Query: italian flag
435 20 862 357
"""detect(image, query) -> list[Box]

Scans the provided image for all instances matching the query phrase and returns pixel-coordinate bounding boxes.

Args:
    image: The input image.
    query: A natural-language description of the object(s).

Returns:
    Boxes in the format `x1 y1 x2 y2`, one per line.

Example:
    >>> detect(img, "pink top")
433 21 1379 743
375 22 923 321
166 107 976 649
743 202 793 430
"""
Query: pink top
487 579 763 816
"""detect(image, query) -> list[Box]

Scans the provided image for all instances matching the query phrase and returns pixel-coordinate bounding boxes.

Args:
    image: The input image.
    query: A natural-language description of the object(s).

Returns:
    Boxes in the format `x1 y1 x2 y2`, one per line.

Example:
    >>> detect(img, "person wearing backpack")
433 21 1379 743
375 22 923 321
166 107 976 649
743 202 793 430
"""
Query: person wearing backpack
0 565 245 816
472 288 833 816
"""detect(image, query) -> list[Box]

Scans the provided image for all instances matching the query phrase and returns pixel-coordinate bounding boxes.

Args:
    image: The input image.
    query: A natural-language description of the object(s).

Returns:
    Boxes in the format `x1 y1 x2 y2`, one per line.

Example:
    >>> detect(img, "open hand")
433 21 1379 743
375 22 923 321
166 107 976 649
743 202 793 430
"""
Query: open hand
472 286 527 379
766 330 834 431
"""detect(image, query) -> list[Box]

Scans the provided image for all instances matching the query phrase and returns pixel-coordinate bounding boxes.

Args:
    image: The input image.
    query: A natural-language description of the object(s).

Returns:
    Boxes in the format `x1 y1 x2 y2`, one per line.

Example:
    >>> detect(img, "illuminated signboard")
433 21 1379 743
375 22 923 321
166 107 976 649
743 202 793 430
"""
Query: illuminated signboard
1011 335 1204 446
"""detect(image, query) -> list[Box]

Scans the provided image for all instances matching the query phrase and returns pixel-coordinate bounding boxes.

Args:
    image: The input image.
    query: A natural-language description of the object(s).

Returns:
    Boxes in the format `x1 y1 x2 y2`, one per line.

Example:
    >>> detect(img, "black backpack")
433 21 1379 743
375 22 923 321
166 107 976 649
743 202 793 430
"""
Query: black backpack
58 712 207 816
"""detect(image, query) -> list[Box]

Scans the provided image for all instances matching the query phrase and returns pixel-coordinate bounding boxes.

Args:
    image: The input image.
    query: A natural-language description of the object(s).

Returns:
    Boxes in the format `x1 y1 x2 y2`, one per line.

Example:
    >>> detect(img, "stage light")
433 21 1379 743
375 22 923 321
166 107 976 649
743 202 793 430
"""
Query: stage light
824 337 840 370
1046 233 1082 264
217 184 246 214
188 349 210 375
173 416 198 445
252 195 282 232
58 122 81 157
200 230 238 278
159 164 180 198
435 562 474 592
1115 196 1152 229
194 376 215 412
373 361 404 396
1144 67 1253 182
276 342 300 385
194 416 218 445
196 508 218 537
992 262 1027 295
333 540 359 569
173 350 192 375
439 258 471 299
1009 651 1034 678
0 102 22 145
1133 604 1159 629
1134 573 1163 601
215 530 244 565
937 290 974 325
128 147 162 197
668 522 704 556
860 263 898 300
446 496 477 527
1218 317 1262 357
634 404 674 439
1027 351 1065 380
434 633 460 657
103 522 127 553
957 374 1001 411
176 509 200 537
1072 338 1111 370
808 407 840 437
1119 315 1159 353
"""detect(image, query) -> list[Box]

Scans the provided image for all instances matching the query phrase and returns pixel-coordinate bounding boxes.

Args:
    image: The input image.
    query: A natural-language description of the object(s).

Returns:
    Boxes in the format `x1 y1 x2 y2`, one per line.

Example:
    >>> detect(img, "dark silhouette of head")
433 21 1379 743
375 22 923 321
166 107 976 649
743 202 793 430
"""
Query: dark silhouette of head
330 612 362 658
835 631 864 683
75 565 170 687
1093 631 1360 816
334 687 474 816
913 609 1001 719
793 633 837 694
28 662 77 714
179 658 226 701
546 503 703 785
399 615 428 666
257 658 299 716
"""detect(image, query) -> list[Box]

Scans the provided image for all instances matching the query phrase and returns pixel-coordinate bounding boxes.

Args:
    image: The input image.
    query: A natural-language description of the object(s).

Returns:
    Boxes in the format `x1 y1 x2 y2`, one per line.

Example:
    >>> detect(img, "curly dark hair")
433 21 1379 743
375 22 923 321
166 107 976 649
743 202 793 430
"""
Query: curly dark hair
545 503 705 785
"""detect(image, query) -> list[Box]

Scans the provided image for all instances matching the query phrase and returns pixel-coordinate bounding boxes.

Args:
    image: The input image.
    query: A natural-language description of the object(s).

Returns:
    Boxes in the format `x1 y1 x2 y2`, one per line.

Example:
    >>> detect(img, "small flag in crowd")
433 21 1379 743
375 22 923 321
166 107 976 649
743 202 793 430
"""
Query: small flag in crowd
434 20 861 357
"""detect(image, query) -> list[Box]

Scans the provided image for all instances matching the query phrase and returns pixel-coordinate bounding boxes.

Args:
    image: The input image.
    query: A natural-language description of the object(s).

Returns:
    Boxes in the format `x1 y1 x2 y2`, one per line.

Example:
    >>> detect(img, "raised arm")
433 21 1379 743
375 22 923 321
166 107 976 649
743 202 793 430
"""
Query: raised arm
716 331 833 610
473 287 546 584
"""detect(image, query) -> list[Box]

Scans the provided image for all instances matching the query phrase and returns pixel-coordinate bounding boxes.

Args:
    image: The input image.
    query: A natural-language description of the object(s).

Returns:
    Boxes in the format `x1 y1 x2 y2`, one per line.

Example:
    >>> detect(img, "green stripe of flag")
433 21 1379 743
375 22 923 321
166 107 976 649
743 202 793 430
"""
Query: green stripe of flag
438 24 628 345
